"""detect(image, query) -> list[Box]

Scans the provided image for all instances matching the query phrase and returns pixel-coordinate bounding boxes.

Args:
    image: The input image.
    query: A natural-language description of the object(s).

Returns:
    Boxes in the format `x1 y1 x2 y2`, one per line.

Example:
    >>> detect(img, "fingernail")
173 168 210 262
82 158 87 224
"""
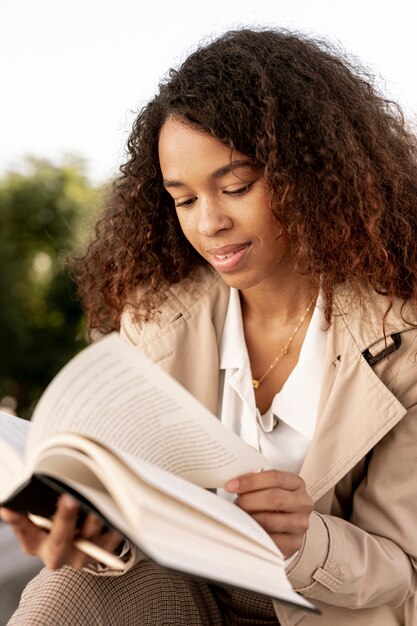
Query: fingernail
61 495 78 511
225 479 240 492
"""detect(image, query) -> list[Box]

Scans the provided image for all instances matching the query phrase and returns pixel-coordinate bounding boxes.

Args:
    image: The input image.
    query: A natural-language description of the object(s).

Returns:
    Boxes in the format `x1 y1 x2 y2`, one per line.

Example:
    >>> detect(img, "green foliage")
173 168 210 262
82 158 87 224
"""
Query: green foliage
0 157 100 417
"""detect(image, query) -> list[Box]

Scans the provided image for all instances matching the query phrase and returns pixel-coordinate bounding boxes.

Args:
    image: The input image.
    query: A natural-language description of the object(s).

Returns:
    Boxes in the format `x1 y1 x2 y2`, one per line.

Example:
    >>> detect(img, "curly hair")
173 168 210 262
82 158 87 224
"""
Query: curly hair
72 28 417 333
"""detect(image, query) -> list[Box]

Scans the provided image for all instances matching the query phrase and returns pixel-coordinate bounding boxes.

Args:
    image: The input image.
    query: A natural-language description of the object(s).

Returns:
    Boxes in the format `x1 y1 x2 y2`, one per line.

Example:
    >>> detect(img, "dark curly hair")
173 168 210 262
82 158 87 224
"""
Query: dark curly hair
72 28 417 333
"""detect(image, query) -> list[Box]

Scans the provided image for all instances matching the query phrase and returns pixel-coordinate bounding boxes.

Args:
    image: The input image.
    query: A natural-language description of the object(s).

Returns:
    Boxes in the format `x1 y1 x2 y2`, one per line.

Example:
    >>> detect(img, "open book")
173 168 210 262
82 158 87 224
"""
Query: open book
0 333 316 613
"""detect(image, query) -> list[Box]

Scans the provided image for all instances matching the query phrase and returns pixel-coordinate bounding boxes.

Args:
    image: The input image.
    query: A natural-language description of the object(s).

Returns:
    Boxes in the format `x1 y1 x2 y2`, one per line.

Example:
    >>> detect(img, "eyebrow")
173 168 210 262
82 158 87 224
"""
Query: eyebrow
162 159 253 189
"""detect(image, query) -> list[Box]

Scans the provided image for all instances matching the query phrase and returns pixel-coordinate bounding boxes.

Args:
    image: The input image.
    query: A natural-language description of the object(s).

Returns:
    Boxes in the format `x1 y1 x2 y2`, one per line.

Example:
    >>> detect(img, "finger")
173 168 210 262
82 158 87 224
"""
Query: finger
225 470 304 494
65 543 92 570
79 512 104 540
78 513 123 559
0 509 47 555
251 511 310 535
39 495 79 569
98 530 124 555
0 508 25 524
270 533 304 559
235 488 301 513
50 495 79 539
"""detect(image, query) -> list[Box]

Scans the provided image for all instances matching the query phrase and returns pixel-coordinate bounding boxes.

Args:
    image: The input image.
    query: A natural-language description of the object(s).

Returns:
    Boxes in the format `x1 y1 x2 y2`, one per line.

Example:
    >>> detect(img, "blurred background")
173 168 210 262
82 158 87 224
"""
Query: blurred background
1 0 416 621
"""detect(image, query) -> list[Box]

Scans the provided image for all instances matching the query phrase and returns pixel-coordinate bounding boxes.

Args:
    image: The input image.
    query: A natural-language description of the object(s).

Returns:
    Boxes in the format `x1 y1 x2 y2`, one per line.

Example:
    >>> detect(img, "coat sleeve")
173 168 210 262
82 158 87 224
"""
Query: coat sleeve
286 345 417 609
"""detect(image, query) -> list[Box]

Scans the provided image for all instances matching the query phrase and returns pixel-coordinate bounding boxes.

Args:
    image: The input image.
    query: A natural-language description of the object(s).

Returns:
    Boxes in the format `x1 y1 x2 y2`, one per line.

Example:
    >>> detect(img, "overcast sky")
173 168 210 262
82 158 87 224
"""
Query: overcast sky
1 0 417 183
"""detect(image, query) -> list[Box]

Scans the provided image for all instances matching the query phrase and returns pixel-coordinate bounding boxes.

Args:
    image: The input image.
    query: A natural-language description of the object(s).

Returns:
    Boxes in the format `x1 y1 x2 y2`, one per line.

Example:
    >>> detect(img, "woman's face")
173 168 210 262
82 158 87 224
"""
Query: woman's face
158 117 292 292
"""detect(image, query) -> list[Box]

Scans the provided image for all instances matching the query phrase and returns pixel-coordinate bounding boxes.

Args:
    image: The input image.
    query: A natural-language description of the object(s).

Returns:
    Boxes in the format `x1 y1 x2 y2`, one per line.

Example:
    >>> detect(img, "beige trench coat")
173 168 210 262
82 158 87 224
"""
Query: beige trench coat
121 267 417 626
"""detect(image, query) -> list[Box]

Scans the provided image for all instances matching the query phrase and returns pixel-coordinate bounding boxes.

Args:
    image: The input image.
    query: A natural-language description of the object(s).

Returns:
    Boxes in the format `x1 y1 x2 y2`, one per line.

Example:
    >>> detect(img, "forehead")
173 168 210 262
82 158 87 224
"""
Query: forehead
158 117 243 179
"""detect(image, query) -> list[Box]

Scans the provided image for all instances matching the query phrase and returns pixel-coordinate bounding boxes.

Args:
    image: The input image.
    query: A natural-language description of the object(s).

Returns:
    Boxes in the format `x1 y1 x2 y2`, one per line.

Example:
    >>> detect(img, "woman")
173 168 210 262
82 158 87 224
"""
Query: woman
2 28 417 625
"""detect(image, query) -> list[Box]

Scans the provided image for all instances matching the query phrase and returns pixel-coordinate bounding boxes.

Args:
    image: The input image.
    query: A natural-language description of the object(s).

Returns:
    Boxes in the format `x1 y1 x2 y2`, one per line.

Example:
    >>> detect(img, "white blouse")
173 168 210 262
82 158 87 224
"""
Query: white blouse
218 288 327 499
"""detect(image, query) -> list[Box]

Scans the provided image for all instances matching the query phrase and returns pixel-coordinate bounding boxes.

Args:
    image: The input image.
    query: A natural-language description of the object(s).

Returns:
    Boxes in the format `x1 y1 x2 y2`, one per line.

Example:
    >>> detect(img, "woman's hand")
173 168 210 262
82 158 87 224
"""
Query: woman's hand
0 495 123 570
225 470 313 559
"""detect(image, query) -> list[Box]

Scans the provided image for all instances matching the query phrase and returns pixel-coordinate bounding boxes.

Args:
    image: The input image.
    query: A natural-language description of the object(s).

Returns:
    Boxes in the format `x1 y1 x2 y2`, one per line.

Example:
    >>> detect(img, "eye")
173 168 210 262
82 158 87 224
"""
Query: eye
223 182 255 197
175 196 197 208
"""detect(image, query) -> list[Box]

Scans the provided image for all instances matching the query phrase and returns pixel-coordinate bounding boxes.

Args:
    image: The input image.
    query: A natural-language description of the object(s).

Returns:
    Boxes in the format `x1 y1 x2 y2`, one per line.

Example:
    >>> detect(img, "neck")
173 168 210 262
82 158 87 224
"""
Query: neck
239 273 317 326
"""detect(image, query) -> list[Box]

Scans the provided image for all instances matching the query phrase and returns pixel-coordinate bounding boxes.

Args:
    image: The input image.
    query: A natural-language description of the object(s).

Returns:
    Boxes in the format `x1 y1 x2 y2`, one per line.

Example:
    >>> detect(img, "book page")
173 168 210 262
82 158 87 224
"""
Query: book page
28 334 269 487
0 411 30 462
35 432 278 555
141 515 314 610
116 445 280 553
0 411 29 459
0 412 30 497
33 435 314 611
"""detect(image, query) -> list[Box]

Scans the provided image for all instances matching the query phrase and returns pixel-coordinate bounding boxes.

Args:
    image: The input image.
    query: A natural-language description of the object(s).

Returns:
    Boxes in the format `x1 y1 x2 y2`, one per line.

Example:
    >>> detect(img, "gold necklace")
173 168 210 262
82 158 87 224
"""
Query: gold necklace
252 299 315 389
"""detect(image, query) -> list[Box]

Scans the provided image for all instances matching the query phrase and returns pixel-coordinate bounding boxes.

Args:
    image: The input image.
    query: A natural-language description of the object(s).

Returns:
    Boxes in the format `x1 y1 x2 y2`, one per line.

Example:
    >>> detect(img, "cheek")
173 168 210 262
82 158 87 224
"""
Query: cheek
176 212 197 246
259 210 282 241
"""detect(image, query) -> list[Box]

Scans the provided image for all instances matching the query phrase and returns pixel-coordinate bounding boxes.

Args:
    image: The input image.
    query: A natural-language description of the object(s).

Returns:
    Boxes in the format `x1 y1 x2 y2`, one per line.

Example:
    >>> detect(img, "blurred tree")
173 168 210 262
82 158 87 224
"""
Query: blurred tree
0 157 101 417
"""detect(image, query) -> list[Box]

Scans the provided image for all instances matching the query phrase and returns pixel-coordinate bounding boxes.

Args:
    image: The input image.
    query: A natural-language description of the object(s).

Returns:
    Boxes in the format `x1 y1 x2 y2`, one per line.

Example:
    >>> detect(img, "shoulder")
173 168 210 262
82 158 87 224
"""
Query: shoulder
332 282 417 351
120 266 229 348
331 283 417 401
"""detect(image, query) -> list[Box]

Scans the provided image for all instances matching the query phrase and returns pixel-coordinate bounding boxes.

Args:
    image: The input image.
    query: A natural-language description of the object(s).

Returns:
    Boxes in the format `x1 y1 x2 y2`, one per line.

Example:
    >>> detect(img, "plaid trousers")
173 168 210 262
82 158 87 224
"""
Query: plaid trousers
8 560 279 625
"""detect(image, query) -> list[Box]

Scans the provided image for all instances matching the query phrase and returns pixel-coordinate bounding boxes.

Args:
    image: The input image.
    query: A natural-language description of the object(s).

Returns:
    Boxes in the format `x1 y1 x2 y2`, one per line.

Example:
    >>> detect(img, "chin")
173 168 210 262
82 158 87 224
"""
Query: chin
216 271 259 291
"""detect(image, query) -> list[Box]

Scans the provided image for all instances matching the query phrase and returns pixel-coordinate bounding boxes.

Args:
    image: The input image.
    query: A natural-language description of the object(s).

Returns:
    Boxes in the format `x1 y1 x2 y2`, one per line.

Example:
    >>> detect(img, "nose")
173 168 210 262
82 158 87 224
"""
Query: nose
197 197 232 237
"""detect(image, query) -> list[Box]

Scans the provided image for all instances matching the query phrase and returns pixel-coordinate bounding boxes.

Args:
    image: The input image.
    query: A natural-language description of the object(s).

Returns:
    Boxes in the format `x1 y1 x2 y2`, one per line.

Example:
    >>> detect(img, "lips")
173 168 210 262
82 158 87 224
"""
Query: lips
207 242 250 256
206 242 251 272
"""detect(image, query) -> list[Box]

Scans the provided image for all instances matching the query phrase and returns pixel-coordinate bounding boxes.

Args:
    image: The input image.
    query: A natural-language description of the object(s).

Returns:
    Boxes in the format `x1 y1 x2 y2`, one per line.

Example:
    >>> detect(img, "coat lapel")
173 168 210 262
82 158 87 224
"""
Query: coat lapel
137 268 230 415
300 289 408 502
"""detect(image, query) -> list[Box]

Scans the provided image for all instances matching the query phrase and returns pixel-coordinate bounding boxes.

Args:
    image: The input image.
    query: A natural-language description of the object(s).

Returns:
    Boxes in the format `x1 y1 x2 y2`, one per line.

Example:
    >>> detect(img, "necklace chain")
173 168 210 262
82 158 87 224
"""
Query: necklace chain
252 299 315 389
